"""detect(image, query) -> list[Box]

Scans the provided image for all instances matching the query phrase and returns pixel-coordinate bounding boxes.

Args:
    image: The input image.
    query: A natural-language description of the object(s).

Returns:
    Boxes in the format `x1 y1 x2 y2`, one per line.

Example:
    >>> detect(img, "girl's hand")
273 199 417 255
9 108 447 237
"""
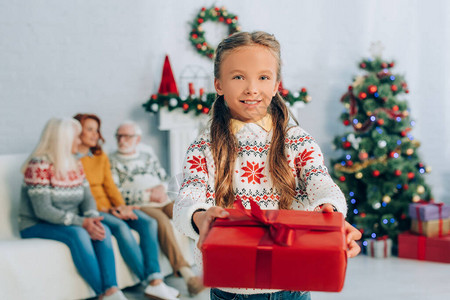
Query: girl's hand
193 207 229 249
149 185 167 203
317 203 362 258
82 216 105 240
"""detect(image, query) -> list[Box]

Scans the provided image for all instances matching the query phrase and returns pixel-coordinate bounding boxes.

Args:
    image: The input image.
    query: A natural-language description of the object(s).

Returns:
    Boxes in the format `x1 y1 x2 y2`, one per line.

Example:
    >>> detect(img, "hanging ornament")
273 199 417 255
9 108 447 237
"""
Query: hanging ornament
339 175 346 182
358 151 369 161
389 62 395 68
426 166 432 173
412 195 420 202
378 140 387 148
342 141 352 149
377 119 385 125
407 172 415 180
382 195 391 203
343 119 350 126
347 133 361 150
182 103 189 111
392 105 399 111
373 202 382 210
360 62 367 69
406 148 414 156
372 170 380 177
202 107 210 114
403 184 409 190
367 85 377 94
151 103 159 112
417 185 425 194
355 172 363 179
391 85 398 92
359 92 367 99
381 62 388 69
346 160 354 167
394 170 402 176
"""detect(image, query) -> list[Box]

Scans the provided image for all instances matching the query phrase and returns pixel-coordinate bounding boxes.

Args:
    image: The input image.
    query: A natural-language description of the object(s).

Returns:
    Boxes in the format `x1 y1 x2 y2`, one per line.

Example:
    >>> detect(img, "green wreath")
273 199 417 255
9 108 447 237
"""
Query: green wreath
189 6 241 59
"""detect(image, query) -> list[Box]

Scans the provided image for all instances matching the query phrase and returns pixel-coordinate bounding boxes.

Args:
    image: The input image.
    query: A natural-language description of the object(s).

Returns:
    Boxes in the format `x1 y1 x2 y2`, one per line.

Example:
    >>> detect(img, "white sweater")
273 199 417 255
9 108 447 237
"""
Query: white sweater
174 122 347 294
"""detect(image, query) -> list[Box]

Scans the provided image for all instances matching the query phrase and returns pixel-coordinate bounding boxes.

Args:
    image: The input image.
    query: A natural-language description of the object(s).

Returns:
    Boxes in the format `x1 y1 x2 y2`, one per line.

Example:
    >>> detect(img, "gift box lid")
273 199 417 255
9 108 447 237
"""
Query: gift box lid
409 202 450 221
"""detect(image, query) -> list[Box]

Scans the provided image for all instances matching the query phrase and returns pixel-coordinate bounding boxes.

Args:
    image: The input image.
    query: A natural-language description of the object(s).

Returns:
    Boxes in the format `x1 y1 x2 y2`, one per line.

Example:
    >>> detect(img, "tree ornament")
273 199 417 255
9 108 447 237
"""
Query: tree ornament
412 195 420 202
151 103 159 112
346 160 354 167
403 184 409 190
377 119 385 125
407 172 415 180
355 172 363 179
391 85 398 92
169 98 178 107
377 140 387 148
392 105 399 111
182 103 189 111
358 151 368 161
394 170 402 176
381 62 388 69
360 62 367 69
417 185 425 194
389 151 397 158
406 148 414 155
343 119 350 126
372 170 380 177
355 123 362 129
389 62 395 68
342 141 352 149
373 202 381 210
382 195 391 203
368 85 377 94
339 175 346 182
426 166 432 173
359 92 367 99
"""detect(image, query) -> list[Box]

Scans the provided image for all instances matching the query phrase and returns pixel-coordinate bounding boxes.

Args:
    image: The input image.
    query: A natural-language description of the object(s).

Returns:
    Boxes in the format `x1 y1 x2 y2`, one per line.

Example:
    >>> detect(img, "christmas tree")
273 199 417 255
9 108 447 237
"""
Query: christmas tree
331 46 433 246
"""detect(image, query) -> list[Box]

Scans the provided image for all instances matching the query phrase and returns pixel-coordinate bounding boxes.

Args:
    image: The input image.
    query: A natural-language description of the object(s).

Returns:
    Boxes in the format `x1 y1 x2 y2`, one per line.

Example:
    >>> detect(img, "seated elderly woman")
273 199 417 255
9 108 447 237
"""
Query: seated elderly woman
19 118 127 300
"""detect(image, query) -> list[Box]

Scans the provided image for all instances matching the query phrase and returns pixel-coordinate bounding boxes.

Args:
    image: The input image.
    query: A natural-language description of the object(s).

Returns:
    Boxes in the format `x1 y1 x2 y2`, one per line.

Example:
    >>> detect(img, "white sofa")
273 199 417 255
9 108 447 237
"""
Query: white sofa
0 153 193 300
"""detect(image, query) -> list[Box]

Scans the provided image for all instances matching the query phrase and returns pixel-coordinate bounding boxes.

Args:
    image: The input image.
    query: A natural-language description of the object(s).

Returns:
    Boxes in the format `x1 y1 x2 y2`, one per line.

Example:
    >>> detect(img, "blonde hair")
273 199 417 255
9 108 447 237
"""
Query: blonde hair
22 118 82 177
211 31 298 209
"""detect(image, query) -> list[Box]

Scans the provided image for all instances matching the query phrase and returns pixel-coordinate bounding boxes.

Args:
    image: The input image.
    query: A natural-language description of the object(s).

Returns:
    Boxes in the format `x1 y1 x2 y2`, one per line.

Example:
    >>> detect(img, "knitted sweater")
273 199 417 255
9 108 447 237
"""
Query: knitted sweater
173 123 347 294
80 152 125 212
109 149 170 207
19 156 99 231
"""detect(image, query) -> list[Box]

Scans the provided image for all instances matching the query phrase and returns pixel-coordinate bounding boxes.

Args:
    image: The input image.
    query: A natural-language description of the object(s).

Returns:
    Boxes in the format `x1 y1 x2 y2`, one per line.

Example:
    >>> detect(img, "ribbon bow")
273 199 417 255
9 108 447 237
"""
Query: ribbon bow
233 198 296 246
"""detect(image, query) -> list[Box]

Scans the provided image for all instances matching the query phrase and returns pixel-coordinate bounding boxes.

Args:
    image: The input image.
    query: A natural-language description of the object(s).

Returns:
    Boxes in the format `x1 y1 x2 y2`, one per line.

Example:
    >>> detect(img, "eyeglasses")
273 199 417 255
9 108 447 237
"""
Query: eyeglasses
115 134 137 140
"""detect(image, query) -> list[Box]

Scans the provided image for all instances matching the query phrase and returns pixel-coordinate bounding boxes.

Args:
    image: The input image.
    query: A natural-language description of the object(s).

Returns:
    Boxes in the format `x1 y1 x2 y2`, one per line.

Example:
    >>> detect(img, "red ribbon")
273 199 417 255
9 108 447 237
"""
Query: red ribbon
415 201 444 237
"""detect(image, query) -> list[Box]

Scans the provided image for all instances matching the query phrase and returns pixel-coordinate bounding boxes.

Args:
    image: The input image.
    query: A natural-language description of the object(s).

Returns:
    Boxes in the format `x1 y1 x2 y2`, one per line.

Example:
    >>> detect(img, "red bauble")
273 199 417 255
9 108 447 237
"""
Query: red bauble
201 7 206 11
359 228 365 234
403 184 409 190
394 170 402 176
342 141 352 149
389 62 395 68
151 94 157 100
405 90 409 94
346 160 354 167
381 62 388 68
196 44 202 49
360 62 367 68
401 213 407 220
392 105 399 111
234 16 238 20
400 131 406 137
197 18 204 24
343 119 350 126
407 172 415 179
368 85 377 94
348 85 353 91
391 85 398 92
202 107 210 114
281 89 289 96
301 87 307 93
226 18 232 24
192 34 198 39
360 213 366 218
215 7 220 11
339 176 346 182
389 151 397 158
377 119 385 125
358 152 368 160
418 163 424 168
359 92 367 99
182 103 189 110
219 17 224 22
372 170 380 177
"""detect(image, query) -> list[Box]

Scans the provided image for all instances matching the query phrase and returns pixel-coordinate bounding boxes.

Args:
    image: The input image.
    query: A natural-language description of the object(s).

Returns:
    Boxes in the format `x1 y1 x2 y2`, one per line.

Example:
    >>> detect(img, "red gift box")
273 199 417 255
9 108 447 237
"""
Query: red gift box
398 232 450 263
201 199 347 291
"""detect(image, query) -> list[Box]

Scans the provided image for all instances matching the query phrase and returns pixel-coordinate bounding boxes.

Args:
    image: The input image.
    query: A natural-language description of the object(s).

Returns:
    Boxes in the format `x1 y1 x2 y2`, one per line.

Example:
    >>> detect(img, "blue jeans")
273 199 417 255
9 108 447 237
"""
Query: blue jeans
100 210 162 282
20 222 117 295
210 289 311 300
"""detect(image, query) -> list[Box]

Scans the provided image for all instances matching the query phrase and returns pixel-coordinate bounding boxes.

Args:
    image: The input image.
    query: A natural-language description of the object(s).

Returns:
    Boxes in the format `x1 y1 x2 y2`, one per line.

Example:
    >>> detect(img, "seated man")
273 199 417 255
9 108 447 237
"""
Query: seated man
109 121 204 296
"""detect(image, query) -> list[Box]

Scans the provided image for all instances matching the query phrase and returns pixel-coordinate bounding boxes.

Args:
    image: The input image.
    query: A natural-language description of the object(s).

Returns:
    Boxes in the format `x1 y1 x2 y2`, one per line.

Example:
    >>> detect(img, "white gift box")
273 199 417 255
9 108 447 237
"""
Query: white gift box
365 238 392 258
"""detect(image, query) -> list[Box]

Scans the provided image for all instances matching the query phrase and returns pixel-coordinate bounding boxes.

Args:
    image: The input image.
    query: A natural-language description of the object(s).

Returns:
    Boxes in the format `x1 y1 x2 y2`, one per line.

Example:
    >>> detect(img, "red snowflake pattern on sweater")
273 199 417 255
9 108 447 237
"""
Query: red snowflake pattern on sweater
187 156 208 174
241 161 265 184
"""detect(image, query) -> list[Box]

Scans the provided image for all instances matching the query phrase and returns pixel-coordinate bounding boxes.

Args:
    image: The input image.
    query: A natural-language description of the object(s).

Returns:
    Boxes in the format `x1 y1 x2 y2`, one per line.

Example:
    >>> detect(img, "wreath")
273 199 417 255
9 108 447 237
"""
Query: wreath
189 6 241 59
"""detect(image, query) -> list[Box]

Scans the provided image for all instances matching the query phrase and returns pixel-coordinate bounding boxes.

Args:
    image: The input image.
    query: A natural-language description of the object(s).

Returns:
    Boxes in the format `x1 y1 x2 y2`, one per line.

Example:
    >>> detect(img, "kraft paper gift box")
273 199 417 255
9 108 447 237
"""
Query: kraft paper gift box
410 218 450 238
398 232 450 263
365 237 392 258
201 199 347 292
408 202 450 222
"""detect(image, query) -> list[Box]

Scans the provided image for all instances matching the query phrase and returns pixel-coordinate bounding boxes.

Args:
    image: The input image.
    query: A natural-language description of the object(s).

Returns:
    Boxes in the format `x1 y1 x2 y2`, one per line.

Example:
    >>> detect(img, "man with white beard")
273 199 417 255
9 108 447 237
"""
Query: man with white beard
109 121 205 296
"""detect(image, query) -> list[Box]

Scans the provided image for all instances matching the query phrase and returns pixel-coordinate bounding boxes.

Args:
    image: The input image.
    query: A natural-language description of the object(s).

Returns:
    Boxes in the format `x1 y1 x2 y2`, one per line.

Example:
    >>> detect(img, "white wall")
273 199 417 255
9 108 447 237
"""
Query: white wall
1 0 449 201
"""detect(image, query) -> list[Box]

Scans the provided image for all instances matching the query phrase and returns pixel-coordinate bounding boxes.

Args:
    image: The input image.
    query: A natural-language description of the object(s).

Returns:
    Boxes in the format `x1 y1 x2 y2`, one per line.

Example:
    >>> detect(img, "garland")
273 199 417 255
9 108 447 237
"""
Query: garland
189 6 241 60
143 88 312 115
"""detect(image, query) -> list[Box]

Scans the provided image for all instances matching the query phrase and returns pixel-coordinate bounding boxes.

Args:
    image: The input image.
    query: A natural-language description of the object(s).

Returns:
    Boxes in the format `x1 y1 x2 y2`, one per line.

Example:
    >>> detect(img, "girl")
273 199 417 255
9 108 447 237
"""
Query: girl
173 31 362 300
19 118 127 300
74 113 180 300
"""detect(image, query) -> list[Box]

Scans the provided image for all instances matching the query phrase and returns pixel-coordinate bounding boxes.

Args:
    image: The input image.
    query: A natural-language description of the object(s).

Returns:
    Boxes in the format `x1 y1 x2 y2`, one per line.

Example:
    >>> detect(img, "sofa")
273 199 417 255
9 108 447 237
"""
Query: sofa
0 153 194 300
